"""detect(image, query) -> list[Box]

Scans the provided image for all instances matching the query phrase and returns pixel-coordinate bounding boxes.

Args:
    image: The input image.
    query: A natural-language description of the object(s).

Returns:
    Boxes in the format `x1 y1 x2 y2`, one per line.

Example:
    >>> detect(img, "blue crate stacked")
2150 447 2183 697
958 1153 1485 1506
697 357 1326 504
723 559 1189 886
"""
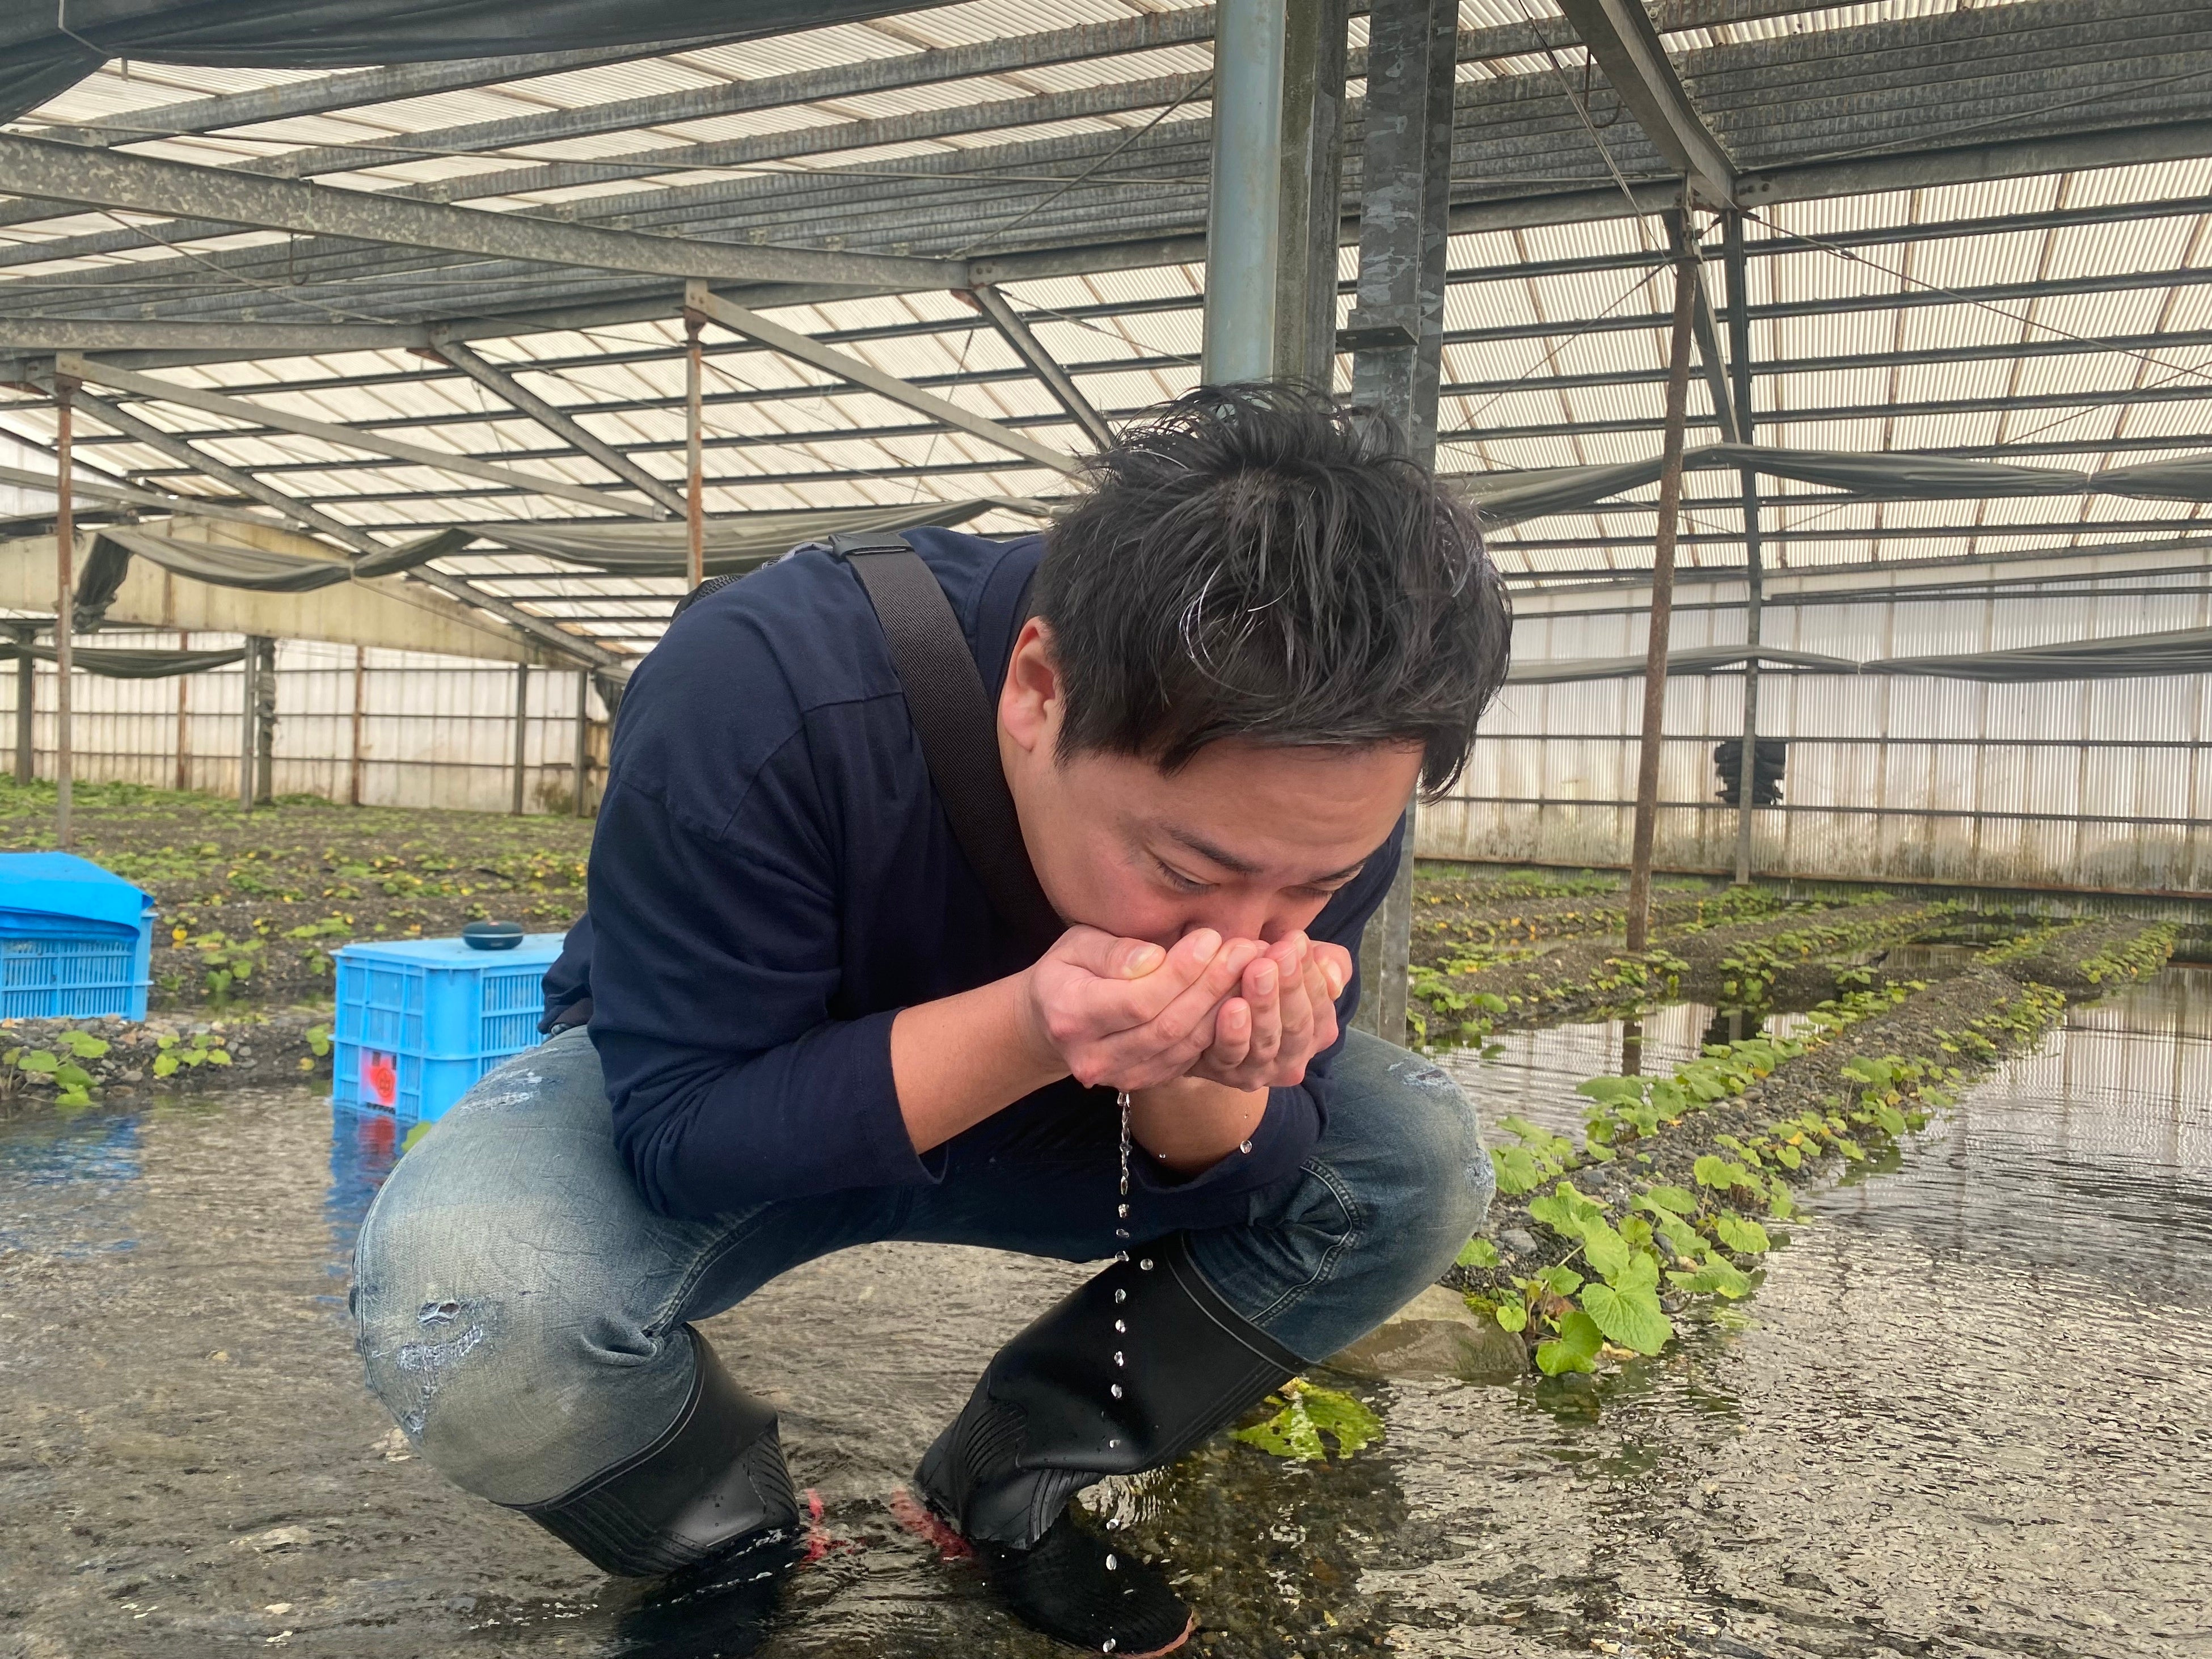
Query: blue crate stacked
0 852 156 1020
332 932 564 1123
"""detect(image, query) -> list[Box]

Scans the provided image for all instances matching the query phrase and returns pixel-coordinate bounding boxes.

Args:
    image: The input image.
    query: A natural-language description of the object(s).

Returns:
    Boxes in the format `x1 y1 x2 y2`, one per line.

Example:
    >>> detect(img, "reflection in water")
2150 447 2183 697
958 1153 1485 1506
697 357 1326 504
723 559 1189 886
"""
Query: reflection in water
326 1106 400 1303
0 972 2206 1657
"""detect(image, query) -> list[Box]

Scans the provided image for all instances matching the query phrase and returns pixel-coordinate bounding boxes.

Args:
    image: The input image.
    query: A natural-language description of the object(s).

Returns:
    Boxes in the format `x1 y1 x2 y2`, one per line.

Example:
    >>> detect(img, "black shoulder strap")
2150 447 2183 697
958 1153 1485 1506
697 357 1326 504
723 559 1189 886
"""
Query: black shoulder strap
831 530 1062 954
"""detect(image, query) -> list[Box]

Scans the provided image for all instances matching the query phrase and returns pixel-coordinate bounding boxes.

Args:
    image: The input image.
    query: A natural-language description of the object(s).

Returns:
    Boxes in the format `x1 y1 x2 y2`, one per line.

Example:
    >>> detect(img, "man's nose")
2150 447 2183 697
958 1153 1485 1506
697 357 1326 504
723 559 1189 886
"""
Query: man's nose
1180 904 1277 947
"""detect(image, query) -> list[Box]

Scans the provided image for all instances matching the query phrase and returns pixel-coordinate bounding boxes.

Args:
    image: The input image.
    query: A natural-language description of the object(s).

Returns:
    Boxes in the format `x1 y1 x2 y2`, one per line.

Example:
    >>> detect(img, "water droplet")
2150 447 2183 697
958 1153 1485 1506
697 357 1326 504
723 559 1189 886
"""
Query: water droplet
1108 1438 1120 1449
1102 1640 1117 1653
1116 1202 1129 1218
1113 1350 1125 1366
1139 1257 1154 1271
1110 1383 1124 1399
1105 1554 1118 1572
1114 1319 1126 1333
1239 1139 1253 1154
1113 1289 1126 1304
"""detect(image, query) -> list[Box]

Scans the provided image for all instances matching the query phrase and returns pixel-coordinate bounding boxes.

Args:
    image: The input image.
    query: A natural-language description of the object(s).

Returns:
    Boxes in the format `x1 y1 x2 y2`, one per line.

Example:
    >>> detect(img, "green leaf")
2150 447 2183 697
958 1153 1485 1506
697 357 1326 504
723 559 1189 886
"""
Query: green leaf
53 1063 92 1090
1578 1221 1635 1284
1712 1212 1772 1255
1669 1259 1754 1299
1232 1381 1381 1462
1535 1310 1603 1375
1298 1384 1384 1458
306 1024 332 1059
1574 1076 1647 1105
151 1052 180 1078
1636 1184 1700 1216
1494 1296 1528 1333
1534 1264 1584 1297
1527 1181 1606 1236
61 1031 109 1059
204 1049 233 1067
16 1049 57 1074
400 1121 433 1154
1580 1281 1673 1356
1491 1145 1542 1195
1693 1154 1750 1190
1455 1236 1500 1269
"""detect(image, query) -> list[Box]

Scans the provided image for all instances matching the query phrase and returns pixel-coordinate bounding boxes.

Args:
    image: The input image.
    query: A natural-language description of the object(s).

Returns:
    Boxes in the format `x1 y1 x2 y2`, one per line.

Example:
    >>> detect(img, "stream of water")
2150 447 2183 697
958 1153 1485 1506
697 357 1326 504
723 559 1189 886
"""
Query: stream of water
2 969 2207 1657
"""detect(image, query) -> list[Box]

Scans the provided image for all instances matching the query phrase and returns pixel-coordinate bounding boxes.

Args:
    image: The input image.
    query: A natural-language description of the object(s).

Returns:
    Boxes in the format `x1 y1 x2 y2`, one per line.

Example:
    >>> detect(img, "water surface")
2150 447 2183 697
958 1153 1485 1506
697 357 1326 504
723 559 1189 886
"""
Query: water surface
2 970 2207 1657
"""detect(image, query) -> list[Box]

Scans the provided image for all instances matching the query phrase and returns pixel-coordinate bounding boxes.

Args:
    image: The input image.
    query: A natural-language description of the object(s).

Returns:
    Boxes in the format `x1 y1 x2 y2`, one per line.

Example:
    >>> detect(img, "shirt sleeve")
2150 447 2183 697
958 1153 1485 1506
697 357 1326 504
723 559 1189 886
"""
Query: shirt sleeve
590 733 942 1219
1118 813 1405 1220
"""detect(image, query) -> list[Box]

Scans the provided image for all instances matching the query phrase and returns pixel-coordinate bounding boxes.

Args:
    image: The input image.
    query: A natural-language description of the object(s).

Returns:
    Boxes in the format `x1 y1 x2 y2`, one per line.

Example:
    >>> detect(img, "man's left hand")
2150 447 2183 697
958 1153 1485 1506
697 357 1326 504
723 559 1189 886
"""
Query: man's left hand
1181 931 1351 1092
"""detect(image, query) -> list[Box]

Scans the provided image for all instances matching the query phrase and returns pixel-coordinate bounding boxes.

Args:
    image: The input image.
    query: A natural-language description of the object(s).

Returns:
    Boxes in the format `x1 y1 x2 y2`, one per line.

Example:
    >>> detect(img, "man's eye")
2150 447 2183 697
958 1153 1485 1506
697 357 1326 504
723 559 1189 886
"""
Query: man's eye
1156 862 1211 893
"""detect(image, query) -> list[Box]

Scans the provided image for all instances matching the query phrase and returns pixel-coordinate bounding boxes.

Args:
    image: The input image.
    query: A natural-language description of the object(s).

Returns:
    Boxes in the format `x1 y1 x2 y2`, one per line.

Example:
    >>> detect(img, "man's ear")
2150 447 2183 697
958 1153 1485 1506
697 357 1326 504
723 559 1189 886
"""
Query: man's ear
999 617 1059 755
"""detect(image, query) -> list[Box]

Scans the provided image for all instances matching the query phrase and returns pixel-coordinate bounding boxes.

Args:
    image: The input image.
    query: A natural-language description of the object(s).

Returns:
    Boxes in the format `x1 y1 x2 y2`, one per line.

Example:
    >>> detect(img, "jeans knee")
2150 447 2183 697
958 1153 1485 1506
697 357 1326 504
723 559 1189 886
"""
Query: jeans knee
1362 1050 1493 1268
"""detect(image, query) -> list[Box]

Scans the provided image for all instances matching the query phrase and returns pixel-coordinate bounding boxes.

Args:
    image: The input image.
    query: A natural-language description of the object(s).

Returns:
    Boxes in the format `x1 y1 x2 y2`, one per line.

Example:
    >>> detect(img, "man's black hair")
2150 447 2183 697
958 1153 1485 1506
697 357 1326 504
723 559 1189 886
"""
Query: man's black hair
1032 381 1512 796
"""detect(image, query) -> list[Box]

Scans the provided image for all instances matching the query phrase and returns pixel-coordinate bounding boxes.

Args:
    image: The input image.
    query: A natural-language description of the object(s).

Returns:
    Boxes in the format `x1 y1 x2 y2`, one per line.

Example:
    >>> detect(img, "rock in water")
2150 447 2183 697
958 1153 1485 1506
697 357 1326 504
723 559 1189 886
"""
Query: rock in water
1323 1285 1526 1383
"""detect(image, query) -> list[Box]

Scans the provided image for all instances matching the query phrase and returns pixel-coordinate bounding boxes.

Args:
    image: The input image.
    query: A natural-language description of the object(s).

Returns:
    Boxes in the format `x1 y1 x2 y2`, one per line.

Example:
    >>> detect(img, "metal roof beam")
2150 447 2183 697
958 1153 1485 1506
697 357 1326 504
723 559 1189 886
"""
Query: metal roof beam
69 390 380 554
0 134 965 293
425 334 686 518
686 281 1084 476
54 352 660 518
1554 0 1737 206
959 285 1116 453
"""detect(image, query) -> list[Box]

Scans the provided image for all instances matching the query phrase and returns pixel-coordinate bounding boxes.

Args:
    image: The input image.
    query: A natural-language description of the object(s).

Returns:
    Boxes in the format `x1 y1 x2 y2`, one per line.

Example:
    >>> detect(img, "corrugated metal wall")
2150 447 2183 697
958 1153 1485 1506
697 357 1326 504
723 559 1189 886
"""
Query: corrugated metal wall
1429 551 2212 896
2 634 609 815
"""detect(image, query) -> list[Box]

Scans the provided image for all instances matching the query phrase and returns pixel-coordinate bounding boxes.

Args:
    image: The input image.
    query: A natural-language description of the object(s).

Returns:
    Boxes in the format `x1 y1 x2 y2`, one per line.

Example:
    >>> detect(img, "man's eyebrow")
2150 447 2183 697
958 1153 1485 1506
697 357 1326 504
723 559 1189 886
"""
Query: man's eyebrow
1160 826 1367 885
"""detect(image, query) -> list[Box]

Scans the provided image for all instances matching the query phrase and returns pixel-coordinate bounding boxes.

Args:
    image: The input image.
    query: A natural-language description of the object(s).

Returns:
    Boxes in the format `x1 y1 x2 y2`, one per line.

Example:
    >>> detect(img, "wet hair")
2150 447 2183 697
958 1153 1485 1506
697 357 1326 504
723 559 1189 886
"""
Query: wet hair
1032 381 1512 797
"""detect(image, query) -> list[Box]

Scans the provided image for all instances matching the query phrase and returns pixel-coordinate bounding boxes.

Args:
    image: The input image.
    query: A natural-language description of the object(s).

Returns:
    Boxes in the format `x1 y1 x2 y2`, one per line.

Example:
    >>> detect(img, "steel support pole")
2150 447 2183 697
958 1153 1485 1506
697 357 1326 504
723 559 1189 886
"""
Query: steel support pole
1274 0 1350 387
14 629 34 784
1201 0 1289 384
175 630 191 792
512 662 531 816
1625 229 1702 956
573 668 592 818
1724 212 1764 887
685 310 706 592
350 645 366 807
239 637 259 810
254 636 277 806
53 377 75 849
1348 0 1455 1044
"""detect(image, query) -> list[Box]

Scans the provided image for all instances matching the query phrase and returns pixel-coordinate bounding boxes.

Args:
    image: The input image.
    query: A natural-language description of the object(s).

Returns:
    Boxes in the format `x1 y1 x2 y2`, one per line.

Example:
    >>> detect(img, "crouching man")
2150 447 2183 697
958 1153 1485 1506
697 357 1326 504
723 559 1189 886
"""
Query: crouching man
352 384 1512 1656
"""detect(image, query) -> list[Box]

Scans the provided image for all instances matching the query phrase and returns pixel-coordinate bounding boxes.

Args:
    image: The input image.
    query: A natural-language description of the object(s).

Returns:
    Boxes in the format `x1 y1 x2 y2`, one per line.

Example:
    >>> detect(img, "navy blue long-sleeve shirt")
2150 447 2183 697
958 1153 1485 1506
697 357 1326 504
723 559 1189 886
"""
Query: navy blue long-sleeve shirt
544 527 1399 1226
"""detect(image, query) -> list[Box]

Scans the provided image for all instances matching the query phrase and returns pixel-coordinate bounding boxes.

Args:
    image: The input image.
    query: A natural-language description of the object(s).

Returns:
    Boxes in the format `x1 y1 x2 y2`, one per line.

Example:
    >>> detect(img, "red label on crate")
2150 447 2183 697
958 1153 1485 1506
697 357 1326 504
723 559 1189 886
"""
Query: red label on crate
364 1050 398 1109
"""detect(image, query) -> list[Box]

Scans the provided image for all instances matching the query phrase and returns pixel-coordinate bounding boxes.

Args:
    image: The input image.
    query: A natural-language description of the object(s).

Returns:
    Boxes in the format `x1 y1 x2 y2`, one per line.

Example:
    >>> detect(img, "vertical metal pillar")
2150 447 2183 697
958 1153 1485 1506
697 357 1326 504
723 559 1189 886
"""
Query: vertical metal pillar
1348 0 1455 1044
1724 212 1764 887
1201 0 1290 383
1272 0 1349 387
684 311 706 590
350 645 366 807
511 662 531 816
239 636 259 810
174 630 191 792
253 636 277 805
1624 222 1702 956
572 667 592 817
53 375 76 849
12 627 32 784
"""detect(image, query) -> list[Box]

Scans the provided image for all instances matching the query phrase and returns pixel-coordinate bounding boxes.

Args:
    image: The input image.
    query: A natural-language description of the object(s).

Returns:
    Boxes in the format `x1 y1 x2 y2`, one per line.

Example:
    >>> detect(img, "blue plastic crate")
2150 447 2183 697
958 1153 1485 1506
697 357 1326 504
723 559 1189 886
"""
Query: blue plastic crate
331 932 563 1122
0 852 155 1021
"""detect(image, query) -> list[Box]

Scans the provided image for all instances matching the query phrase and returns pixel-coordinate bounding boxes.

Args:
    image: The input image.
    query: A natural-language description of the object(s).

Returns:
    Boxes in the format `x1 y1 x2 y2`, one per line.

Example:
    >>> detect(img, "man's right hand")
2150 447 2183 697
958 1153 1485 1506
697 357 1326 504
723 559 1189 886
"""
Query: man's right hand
1020 926 1265 1092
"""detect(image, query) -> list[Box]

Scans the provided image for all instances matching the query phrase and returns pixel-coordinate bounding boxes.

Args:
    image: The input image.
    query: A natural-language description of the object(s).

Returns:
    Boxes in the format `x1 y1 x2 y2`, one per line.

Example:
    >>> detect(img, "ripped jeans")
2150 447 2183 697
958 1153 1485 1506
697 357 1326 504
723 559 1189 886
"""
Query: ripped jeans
349 1027 1492 1509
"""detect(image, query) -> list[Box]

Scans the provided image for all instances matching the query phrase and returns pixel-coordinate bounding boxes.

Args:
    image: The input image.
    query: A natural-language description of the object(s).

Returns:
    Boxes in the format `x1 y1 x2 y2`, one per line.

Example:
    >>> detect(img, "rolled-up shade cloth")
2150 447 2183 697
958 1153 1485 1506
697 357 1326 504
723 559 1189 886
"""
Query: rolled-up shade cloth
1 1 931 126
1505 627 2212 684
1467 444 2212 523
0 641 244 678
1506 645 1860 684
459 499 989 575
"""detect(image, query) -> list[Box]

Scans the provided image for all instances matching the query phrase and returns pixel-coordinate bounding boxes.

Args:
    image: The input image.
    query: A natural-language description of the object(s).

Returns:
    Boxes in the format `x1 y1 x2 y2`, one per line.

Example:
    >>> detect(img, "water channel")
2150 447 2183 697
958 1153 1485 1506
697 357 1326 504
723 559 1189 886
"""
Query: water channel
3 968 2207 1657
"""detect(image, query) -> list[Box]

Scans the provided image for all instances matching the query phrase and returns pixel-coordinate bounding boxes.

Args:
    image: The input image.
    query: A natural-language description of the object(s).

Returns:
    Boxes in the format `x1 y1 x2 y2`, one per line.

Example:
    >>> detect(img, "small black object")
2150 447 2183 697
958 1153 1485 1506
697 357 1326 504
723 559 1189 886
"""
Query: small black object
461 921 525 951
1714 738 1787 807
972 1510 1193 1656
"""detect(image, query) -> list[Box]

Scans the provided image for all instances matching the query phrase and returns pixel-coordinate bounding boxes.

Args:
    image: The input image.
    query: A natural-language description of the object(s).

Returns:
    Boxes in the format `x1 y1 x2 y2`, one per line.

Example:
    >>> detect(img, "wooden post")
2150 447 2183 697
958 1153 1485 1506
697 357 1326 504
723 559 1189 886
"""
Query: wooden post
239 635 258 810
1624 222 1703 955
253 635 277 805
1346 0 1455 1045
350 644 366 807
53 375 76 849
174 630 191 792
684 311 706 591
1724 211 1765 886
12 627 32 784
572 666 592 817
511 661 530 816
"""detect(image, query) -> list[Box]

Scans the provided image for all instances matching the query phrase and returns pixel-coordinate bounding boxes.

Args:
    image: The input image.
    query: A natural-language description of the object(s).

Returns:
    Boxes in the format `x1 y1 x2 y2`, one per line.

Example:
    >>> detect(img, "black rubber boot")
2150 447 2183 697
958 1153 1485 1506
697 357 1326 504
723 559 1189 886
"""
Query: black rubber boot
516 1327 801 1578
915 1233 1301 1650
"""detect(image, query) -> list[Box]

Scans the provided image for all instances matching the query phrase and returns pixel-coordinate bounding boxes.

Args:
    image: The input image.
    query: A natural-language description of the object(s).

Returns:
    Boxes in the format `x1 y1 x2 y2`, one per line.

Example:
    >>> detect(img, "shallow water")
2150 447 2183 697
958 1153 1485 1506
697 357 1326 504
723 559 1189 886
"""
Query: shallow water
3 970 2208 1657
